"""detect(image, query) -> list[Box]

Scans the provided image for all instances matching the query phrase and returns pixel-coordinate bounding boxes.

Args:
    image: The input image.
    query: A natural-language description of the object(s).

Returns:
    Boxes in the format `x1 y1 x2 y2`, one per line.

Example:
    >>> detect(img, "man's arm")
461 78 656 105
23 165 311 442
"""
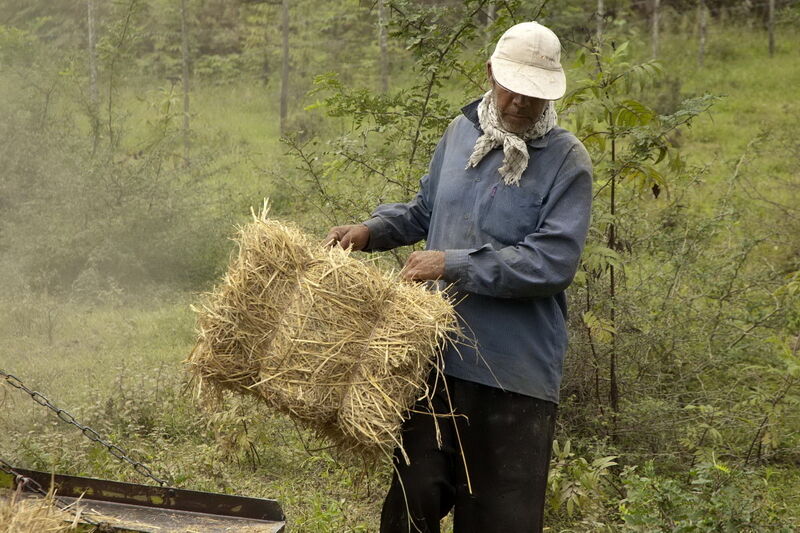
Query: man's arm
442 143 592 298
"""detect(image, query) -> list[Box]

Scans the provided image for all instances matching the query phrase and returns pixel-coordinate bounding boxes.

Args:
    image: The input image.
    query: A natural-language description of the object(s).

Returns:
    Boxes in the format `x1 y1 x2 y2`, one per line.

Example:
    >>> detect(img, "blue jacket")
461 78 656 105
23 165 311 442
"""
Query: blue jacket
363 99 593 403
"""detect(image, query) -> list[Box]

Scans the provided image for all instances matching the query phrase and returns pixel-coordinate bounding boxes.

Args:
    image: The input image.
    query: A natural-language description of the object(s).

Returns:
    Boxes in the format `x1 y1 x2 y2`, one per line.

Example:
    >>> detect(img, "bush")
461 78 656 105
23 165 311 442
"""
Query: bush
620 459 795 532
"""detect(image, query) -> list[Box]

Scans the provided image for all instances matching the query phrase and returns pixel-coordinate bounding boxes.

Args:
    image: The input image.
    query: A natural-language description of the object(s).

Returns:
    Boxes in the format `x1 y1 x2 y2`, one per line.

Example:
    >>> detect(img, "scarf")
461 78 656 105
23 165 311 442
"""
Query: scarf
466 90 557 187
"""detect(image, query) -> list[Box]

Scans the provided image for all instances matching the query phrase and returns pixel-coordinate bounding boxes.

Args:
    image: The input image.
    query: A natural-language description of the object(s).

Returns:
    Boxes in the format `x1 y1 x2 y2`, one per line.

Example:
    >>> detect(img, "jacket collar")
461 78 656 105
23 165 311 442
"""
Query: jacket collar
461 98 551 149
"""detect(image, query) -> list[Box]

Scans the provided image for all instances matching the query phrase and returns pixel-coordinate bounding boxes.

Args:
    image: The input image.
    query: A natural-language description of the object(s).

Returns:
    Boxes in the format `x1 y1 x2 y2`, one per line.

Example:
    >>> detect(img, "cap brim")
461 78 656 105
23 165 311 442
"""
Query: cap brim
491 57 566 100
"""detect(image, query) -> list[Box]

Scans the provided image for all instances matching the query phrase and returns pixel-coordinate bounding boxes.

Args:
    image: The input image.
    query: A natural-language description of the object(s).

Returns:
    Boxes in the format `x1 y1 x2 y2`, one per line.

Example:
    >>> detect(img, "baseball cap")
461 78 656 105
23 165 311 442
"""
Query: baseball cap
490 22 566 100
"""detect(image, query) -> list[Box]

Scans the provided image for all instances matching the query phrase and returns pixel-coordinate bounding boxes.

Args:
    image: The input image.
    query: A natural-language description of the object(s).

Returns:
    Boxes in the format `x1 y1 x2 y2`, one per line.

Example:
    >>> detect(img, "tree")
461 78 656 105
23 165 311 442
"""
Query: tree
485 0 496 46
768 0 776 56
597 0 604 42
378 0 389 93
561 39 714 424
650 0 660 58
181 0 191 164
87 0 100 154
280 0 289 135
697 0 707 67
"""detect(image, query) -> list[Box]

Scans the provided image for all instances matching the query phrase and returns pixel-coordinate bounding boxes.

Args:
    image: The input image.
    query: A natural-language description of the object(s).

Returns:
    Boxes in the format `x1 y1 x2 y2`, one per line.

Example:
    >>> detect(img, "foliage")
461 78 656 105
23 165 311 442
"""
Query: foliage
0 90 231 291
620 459 794 532
547 439 618 521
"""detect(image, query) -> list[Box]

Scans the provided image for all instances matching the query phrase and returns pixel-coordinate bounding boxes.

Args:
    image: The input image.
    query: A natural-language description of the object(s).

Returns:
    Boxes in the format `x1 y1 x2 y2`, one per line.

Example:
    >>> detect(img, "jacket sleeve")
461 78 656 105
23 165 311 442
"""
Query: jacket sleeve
442 142 593 299
361 127 450 252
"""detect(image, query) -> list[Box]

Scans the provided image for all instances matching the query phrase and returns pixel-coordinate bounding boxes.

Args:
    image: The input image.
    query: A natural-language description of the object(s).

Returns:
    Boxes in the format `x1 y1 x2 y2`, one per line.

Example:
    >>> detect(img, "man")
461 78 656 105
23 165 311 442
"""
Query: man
326 22 592 533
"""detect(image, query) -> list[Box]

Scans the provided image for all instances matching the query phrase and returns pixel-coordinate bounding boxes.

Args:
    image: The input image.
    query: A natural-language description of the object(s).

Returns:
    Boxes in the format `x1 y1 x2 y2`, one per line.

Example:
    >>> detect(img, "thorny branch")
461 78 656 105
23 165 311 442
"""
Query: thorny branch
407 0 489 169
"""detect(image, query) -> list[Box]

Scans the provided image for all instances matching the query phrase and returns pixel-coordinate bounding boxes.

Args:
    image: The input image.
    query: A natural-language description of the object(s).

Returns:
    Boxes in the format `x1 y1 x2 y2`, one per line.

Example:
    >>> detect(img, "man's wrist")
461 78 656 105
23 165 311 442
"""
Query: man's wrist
444 249 471 283
361 217 381 229
361 218 385 250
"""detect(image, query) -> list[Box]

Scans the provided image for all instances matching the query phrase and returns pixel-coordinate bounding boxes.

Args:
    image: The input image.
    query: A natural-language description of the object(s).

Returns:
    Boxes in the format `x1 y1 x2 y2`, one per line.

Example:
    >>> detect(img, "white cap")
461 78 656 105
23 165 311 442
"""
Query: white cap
490 22 566 100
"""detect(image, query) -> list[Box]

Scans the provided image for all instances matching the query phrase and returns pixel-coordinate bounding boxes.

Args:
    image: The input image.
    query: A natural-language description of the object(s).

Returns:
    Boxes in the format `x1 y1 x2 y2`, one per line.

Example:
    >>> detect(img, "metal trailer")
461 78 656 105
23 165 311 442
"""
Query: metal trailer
1 467 286 532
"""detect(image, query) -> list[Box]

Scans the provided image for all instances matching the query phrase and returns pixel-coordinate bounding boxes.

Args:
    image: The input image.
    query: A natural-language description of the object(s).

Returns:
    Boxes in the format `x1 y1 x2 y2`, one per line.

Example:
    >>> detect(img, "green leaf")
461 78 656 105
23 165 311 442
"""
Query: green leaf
582 243 623 274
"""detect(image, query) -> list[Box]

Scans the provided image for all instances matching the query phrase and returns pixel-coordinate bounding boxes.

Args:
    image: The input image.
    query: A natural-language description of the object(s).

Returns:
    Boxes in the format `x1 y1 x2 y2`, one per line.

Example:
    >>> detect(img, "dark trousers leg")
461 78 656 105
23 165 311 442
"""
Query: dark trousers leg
451 380 556 532
380 375 457 533
380 376 557 533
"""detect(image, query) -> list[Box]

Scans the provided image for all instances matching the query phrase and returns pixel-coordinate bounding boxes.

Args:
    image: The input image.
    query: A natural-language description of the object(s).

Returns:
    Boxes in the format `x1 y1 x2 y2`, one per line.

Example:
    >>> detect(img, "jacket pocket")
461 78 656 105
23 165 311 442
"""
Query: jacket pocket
478 184 543 246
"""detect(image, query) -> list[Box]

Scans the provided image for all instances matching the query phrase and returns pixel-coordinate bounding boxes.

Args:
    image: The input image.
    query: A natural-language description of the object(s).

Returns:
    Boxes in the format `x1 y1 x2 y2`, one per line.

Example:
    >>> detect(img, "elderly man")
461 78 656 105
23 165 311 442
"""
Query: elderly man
326 22 592 533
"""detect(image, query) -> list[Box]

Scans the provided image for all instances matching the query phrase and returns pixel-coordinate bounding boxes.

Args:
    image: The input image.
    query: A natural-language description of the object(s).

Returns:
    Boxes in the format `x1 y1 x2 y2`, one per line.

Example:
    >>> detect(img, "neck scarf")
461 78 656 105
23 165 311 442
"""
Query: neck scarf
466 90 557 187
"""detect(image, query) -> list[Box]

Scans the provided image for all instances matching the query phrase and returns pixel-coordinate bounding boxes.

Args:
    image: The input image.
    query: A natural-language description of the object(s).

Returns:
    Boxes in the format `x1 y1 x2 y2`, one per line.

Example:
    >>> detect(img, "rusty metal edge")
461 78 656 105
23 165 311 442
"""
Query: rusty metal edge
3 467 285 523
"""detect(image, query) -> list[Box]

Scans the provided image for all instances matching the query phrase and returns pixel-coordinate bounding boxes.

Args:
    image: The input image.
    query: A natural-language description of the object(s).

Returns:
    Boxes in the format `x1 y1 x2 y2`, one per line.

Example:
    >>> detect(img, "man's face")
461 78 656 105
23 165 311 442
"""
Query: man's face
487 62 548 134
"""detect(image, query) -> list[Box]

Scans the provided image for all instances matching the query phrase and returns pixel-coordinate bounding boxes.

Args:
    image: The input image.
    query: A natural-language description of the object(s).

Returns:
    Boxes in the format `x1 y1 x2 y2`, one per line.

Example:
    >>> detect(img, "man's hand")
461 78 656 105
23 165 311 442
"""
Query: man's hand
325 224 370 251
401 251 445 281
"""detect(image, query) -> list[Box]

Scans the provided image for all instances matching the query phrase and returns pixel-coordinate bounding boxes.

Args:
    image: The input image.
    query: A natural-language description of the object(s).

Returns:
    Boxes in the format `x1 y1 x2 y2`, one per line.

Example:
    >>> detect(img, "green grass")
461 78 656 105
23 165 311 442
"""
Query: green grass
663 25 799 164
652 23 797 183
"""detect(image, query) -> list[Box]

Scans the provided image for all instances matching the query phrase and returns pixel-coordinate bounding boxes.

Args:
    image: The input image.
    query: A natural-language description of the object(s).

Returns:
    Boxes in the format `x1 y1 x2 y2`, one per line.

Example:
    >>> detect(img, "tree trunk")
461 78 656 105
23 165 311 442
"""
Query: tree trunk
651 0 660 58
181 0 190 165
378 0 389 93
280 0 290 135
698 0 707 67
609 131 619 417
262 8 270 86
597 0 604 42
87 0 99 154
768 0 775 57
485 1 495 48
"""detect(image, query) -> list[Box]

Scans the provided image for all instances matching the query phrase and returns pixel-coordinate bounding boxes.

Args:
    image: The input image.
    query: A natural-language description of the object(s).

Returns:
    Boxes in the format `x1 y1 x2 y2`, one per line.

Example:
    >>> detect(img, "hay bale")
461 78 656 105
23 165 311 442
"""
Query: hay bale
187 206 457 458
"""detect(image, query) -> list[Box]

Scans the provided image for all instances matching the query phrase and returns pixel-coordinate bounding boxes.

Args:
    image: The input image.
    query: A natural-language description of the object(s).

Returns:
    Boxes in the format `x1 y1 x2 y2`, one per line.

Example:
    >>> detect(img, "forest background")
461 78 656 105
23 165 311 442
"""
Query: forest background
1 0 799 531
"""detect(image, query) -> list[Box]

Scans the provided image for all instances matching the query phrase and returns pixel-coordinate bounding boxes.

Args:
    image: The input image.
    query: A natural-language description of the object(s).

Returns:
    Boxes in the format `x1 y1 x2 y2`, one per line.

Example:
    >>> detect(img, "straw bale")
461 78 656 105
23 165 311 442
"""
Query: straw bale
188 207 458 457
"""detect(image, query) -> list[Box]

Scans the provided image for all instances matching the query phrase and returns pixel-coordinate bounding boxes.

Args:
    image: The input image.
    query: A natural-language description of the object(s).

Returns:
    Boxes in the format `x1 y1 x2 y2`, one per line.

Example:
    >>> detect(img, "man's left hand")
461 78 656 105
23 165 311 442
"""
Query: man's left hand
401 251 445 281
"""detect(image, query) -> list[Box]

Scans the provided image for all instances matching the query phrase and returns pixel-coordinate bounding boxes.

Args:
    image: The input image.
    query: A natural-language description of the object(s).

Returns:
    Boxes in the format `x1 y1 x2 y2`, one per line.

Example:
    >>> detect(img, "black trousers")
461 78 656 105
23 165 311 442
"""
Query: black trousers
380 375 557 533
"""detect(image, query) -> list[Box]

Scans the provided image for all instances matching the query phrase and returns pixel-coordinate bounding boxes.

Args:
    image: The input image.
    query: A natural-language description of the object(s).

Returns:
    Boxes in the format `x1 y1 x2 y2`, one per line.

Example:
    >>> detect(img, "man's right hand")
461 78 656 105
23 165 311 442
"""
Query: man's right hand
324 224 370 251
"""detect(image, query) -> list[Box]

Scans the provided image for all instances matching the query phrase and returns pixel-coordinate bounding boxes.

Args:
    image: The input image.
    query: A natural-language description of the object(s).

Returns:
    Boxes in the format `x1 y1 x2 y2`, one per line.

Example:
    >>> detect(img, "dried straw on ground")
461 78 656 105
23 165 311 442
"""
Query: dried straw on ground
187 206 458 458
0 489 76 533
